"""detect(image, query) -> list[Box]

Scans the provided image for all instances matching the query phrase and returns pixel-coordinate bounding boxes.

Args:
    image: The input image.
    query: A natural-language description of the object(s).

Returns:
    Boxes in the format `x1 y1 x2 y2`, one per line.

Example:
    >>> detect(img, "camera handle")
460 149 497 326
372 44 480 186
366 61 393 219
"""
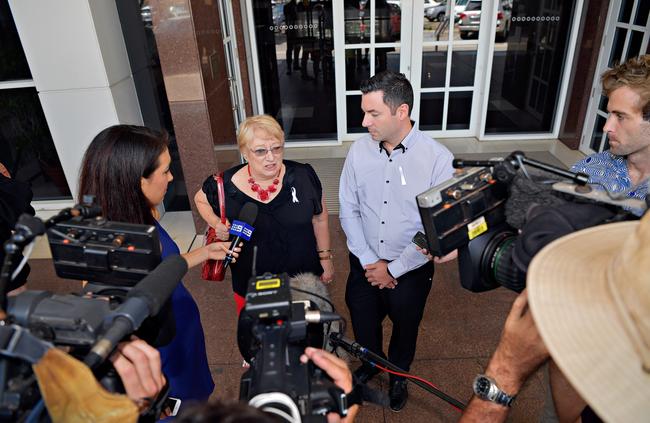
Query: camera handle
329 333 466 411
0 199 103 310
452 151 590 186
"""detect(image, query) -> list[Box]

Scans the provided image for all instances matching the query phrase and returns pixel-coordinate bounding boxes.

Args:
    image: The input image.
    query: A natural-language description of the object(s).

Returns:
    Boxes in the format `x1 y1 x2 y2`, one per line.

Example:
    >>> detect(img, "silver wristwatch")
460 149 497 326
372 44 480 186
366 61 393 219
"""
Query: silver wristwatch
472 374 516 407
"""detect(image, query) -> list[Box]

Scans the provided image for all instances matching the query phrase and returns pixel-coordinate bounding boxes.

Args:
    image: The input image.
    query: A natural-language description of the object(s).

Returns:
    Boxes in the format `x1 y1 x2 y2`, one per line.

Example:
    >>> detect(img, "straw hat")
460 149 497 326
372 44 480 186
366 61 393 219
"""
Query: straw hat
527 212 650 422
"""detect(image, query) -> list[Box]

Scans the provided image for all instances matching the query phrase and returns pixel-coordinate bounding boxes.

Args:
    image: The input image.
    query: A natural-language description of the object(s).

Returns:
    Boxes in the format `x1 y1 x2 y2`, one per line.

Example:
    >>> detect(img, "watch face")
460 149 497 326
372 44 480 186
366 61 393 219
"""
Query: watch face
474 376 491 396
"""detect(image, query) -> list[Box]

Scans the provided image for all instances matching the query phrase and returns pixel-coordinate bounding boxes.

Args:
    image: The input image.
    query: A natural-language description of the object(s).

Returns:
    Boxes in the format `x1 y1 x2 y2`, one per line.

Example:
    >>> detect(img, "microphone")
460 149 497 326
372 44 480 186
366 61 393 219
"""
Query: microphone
223 202 258 269
84 254 188 369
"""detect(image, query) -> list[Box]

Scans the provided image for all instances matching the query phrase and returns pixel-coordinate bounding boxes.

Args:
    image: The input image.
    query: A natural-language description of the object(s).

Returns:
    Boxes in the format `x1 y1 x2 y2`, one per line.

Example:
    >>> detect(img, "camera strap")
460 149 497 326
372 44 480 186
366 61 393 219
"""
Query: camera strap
349 379 389 407
345 383 365 406
0 324 52 364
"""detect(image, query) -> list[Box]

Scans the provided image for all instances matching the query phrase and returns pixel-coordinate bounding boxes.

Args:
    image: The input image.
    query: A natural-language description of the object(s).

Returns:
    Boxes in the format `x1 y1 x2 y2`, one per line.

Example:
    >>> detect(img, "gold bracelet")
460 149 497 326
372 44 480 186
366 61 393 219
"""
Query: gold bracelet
319 255 333 260
317 249 333 253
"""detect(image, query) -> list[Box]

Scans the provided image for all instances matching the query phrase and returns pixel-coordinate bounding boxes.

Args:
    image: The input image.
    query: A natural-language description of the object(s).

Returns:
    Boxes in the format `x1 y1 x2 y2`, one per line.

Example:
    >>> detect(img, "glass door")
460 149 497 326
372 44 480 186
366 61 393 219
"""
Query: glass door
410 0 483 136
580 0 650 154
248 0 337 142
339 0 413 135
480 0 583 138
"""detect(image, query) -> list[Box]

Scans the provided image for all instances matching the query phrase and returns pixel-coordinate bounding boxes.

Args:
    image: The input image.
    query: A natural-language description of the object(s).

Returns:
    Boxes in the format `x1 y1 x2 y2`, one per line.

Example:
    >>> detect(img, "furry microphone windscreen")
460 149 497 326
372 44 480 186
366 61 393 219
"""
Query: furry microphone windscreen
505 173 566 229
289 273 349 362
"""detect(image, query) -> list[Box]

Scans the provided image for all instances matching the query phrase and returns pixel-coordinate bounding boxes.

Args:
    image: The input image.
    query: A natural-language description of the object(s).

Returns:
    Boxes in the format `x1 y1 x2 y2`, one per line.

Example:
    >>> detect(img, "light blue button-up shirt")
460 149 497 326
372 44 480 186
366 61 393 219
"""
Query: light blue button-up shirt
339 126 454 278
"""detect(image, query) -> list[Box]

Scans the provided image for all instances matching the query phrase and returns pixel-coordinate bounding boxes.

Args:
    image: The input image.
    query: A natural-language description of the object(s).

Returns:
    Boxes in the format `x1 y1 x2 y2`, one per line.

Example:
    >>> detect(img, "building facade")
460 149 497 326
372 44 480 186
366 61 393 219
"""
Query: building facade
3 0 649 229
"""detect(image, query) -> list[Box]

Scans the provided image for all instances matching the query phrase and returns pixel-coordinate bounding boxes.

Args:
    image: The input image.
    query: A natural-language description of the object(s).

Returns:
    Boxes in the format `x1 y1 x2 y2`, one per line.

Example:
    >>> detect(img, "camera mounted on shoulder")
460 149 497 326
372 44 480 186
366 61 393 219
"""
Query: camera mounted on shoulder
417 151 646 293
0 196 180 422
237 269 352 422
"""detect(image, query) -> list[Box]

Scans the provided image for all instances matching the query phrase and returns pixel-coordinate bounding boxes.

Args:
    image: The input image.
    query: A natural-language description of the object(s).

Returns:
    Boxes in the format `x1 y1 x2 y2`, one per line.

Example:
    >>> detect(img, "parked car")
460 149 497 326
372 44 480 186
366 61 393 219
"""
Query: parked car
426 2 447 22
458 0 511 41
423 0 441 17
453 0 470 21
425 0 470 23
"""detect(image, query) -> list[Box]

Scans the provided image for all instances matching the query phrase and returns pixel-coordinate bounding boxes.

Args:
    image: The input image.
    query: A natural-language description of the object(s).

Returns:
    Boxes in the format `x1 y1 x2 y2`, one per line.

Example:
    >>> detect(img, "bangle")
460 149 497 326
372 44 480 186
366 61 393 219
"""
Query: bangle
317 249 332 253
319 255 332 261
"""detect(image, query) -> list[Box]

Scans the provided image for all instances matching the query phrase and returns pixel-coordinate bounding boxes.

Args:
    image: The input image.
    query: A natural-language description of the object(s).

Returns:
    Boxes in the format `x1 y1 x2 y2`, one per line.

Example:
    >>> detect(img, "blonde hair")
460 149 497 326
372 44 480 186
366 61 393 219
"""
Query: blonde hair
602 55 650 121
237 115 285 151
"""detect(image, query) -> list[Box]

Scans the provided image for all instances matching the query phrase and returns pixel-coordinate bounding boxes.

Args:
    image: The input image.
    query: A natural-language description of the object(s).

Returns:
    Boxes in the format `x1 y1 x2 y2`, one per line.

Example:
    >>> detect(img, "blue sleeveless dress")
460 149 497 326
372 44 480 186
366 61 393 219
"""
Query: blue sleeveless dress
155 222 214 405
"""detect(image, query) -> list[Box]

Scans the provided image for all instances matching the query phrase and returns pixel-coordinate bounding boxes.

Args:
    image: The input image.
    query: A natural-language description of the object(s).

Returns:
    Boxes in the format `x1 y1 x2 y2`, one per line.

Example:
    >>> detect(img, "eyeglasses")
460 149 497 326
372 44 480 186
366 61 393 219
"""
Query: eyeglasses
250 145 284 158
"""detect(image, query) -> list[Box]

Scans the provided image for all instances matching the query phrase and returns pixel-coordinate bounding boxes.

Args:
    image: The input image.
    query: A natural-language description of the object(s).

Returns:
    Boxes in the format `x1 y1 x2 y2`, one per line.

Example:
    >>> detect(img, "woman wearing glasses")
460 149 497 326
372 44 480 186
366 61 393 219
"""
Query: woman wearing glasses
194 115 334 314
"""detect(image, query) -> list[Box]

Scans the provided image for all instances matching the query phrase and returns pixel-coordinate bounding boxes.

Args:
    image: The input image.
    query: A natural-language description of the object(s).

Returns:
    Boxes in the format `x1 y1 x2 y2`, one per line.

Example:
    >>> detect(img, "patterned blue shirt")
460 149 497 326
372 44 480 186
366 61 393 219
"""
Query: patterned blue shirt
571 151 647 215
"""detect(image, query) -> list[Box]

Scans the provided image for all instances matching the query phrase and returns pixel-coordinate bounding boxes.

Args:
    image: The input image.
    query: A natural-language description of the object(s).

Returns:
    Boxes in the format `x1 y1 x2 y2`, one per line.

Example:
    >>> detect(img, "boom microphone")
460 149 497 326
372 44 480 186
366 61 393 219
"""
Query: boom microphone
84 254 188 369
223 202 258 269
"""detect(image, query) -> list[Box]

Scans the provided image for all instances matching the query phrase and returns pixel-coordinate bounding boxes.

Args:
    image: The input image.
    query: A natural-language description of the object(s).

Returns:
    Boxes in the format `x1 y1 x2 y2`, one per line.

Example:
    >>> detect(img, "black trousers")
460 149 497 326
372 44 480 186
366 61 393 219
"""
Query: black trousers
345 253 434 380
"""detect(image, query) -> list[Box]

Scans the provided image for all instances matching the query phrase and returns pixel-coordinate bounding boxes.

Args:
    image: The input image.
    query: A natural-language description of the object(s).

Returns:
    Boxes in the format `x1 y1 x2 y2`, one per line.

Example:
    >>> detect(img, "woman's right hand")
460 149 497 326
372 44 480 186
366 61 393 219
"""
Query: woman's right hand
181 241 241 269
205 241 241 262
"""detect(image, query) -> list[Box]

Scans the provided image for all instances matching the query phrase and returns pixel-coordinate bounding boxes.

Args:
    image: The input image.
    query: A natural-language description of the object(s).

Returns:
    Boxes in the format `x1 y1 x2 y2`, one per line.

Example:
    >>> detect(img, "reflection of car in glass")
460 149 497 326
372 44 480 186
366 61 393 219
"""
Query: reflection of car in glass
458 0 511 41
453 0 470 20
344 1 400 43
426 2 447 22
423 0 441 17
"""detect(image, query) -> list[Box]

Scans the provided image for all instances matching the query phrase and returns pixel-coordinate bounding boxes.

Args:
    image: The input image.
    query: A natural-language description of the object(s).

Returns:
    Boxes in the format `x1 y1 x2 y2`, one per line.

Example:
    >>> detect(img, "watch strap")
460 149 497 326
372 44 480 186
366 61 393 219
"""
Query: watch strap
494 389 516 407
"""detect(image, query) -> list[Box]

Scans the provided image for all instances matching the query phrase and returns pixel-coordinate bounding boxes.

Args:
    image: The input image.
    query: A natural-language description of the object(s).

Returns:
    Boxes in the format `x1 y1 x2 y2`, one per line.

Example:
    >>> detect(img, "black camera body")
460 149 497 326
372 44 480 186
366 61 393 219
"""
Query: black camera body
1 208 168 422
416 153 641 293
417 166 508 257
238 272 348 422
48 216 161 287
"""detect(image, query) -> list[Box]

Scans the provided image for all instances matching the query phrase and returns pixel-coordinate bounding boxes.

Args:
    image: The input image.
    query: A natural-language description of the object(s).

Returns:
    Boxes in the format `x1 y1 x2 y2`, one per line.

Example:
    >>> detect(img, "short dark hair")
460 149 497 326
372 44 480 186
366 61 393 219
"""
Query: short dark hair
78 125 169 226
360 70 414 116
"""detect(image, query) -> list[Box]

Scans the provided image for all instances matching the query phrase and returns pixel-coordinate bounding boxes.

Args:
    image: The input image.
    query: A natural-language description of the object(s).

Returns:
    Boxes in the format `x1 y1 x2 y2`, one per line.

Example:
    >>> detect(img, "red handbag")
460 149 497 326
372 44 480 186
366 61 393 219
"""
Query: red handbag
201 172 227 281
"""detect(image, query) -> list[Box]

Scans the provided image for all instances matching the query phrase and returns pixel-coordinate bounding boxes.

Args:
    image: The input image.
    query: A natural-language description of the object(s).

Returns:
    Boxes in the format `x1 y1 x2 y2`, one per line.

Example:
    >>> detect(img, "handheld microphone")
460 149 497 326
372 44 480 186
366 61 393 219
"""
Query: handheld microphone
84 254 188 369
223 203 258 269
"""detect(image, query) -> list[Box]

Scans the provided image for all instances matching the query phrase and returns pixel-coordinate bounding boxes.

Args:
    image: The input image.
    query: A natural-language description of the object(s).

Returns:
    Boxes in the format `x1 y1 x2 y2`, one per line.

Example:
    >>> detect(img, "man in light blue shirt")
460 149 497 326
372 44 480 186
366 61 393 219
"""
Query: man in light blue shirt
339 71 454 411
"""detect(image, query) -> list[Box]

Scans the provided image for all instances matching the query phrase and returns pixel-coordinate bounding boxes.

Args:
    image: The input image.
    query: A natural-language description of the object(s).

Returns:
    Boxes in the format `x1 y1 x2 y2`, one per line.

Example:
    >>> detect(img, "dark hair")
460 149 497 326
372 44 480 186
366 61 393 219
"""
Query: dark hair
78 125 169 226
175 400 282 423
602 55 650 122
360 70 414 116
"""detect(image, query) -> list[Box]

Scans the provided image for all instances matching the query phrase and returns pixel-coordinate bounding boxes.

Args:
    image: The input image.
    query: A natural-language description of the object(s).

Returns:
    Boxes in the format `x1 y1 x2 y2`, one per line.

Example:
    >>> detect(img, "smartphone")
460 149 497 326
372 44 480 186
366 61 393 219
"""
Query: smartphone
412 231 428 250
163 397 182 417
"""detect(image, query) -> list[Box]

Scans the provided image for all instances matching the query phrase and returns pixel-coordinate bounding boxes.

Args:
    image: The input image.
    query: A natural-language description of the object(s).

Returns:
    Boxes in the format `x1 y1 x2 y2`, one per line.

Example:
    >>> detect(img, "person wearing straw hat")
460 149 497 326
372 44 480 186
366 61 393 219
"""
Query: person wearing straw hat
461 211 650 422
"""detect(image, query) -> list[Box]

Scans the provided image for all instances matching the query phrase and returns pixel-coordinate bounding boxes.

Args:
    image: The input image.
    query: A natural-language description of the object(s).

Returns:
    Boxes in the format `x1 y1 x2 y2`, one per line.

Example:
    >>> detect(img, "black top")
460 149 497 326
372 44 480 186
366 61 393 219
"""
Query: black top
202 160 324 296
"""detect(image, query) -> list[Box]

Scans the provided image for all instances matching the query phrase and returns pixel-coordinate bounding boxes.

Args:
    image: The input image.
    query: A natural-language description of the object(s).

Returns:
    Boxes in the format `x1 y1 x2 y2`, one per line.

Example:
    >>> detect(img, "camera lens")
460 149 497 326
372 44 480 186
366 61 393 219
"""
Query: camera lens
482 232 526 292
460 224 526 293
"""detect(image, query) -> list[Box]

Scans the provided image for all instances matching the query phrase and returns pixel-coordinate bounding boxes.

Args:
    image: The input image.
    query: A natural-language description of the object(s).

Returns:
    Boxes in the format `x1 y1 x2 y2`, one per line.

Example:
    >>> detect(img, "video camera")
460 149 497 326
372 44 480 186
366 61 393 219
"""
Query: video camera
0 199 177 422
416 151 645 292
237 271 351 422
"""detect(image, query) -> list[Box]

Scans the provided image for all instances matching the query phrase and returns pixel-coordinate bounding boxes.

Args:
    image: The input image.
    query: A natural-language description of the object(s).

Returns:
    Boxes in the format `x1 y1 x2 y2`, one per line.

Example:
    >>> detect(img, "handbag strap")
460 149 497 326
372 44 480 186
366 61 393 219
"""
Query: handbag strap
213 172 226 225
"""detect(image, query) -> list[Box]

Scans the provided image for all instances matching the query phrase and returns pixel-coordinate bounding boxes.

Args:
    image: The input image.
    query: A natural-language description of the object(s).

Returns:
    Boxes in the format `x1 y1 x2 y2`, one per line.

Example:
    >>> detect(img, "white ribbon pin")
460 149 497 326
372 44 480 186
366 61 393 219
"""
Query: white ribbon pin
291 186 299 203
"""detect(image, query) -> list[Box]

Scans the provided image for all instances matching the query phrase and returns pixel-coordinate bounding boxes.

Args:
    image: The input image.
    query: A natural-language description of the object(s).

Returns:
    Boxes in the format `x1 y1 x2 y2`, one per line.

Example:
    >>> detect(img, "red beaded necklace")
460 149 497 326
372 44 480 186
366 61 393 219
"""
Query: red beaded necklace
247 164 281 201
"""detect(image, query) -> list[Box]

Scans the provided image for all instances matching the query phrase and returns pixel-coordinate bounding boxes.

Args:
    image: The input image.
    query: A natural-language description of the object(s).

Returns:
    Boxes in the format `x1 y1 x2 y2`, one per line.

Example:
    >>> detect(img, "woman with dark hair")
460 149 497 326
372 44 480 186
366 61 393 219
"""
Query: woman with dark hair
79 125 235 406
